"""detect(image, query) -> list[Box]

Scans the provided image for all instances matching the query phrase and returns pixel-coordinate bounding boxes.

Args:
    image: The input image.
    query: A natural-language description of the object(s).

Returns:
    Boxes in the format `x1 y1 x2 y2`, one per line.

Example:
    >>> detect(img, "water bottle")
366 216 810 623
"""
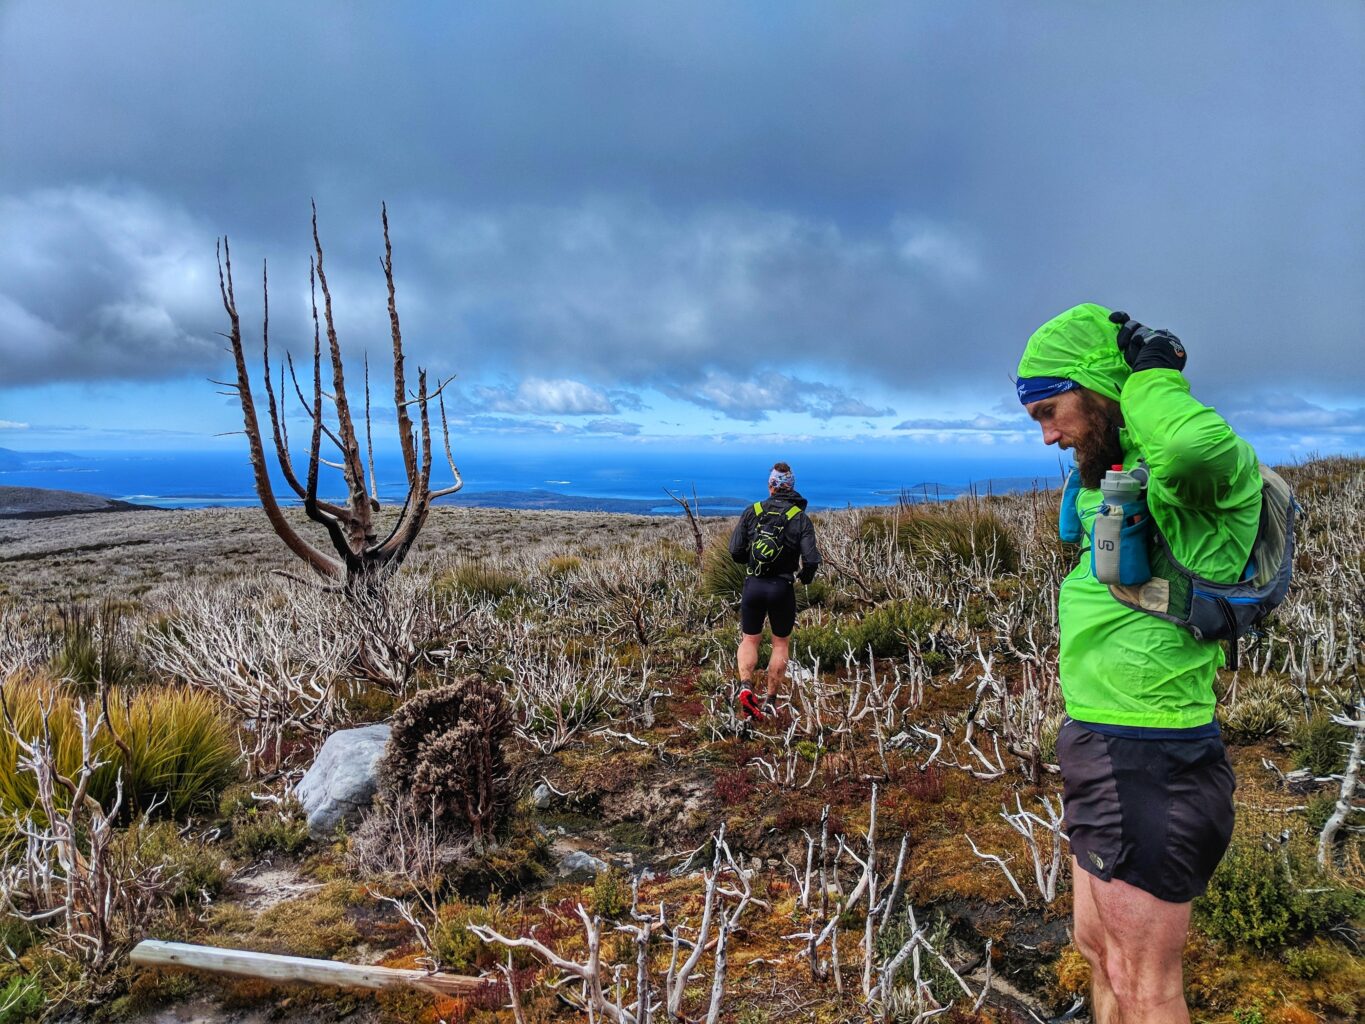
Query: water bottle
1092 464 1151 585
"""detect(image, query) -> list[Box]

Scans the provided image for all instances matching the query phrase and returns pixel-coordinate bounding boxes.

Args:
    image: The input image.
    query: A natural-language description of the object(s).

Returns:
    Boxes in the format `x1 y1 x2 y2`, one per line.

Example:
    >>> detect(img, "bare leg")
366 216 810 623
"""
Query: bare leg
1071 858 1120 1024
766 635 790 697
1075 859 1192 1024
737 632 762 684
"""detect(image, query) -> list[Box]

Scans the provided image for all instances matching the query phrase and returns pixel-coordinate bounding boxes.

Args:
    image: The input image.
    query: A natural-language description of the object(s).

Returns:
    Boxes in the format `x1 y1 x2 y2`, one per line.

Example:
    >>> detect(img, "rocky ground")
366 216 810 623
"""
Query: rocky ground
0 502 685 603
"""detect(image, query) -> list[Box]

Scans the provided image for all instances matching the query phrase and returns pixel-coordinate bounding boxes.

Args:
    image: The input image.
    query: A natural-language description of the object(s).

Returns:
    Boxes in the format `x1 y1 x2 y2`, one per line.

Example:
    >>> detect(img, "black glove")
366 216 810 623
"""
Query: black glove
798 564 817 585
1108 310 1187 373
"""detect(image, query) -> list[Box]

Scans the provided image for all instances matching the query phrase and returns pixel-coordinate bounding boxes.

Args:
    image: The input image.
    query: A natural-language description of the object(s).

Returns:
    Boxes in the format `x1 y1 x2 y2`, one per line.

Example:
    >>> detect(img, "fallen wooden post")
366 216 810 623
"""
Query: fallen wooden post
130 940 490 997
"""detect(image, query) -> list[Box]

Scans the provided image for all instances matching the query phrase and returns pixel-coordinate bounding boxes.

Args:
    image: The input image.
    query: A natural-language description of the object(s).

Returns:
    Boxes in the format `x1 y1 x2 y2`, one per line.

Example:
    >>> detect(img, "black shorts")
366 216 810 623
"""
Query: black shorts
1056 719 1236 903
740 576 797 638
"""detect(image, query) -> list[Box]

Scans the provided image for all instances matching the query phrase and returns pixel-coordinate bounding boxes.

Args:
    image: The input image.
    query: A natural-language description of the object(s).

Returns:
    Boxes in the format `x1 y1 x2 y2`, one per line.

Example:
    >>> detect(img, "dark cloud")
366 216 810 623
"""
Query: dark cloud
0 188 224 385
1221 395 1365 439
0 1 1361 424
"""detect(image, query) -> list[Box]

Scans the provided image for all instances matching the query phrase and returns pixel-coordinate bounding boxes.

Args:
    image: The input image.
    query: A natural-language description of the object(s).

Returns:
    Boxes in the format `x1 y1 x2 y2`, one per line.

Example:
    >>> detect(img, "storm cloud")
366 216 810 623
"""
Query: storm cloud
1 1 1361 444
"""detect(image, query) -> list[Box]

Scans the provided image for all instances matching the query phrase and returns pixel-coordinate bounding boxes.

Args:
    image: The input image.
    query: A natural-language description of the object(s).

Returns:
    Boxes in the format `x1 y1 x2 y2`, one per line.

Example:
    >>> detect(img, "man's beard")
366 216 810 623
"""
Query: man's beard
1074 393 1126 489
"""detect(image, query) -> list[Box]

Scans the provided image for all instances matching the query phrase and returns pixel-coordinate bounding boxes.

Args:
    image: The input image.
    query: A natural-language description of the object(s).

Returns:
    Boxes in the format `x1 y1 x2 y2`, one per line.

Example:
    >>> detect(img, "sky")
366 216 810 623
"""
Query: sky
1 1 1363 465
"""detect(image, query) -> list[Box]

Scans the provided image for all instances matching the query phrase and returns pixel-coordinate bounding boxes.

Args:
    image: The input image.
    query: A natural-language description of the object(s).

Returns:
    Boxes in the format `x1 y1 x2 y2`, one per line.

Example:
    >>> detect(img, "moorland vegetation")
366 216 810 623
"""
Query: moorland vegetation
0 457 1361 1024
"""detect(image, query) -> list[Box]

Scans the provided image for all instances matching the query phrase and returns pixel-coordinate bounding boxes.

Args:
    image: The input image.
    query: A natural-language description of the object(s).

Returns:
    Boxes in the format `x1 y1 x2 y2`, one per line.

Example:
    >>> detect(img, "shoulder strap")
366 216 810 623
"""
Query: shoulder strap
753 501 764 516
784 505 801 521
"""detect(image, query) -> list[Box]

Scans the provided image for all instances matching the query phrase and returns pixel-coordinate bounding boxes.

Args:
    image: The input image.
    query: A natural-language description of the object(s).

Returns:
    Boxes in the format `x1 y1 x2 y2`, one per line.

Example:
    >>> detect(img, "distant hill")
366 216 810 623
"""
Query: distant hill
0 486 155 519
0 446 85 471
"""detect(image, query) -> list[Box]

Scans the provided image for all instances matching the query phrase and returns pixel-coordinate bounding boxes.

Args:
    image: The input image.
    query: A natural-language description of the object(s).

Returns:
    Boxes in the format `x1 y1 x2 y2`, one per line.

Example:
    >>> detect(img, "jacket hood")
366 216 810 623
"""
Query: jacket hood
1016 303 1131 403
769 489 809 511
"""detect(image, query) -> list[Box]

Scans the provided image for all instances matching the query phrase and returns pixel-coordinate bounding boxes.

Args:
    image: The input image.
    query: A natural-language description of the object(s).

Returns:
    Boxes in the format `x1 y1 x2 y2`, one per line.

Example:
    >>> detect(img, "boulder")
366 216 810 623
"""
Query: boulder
294 724 391 840
558 849 610 878
532 783 555 810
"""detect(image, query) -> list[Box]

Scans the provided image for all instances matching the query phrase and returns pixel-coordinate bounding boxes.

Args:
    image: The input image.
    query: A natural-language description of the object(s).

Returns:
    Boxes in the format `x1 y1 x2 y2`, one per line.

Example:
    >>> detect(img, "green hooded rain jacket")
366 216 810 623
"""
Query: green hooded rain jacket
1017 303 1263 729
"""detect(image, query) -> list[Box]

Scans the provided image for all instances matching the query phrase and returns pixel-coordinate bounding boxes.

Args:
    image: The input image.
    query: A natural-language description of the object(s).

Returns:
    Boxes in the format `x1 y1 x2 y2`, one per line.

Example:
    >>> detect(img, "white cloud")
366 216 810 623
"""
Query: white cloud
0 420 30 429
894 412 1028 434
662 372 894 422
469 378 620 415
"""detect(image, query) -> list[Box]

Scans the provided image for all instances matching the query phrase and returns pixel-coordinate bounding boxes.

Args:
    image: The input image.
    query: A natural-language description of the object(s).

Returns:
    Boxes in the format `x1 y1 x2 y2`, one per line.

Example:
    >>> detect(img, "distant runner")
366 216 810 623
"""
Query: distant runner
728 462 821 720
1017 304 1262 1024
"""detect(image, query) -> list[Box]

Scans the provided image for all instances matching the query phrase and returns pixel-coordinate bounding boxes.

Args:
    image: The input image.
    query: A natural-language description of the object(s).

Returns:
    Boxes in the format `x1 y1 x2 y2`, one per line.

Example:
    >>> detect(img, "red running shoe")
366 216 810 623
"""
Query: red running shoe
737 687 767 720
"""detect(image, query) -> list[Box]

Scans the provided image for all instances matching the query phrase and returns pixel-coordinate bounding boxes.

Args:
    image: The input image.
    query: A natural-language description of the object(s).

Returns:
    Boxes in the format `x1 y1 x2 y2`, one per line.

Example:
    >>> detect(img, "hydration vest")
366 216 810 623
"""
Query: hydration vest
1062 463 1297 658
747 500 802 577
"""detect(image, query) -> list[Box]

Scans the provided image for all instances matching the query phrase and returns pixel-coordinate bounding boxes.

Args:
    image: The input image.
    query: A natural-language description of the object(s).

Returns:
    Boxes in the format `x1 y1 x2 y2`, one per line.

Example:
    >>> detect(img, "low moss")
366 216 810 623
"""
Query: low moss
227 798 311 859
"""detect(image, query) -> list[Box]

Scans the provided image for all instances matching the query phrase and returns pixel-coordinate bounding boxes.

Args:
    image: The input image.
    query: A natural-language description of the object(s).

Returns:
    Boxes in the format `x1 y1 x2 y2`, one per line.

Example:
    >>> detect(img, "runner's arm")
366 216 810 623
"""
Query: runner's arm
729 510 751 563
798 517 821 577
1120 370 1259 511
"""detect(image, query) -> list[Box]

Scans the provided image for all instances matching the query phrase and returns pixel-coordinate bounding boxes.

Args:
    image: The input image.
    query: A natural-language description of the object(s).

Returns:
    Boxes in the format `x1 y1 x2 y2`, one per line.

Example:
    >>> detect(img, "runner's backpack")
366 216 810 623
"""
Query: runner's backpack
1077 463 1298 666
747 500 802 577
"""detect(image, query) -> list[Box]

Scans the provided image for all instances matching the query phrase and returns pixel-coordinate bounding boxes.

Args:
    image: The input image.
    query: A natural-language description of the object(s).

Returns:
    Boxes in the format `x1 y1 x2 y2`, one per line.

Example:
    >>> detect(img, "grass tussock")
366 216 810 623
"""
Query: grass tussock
0 680 238 833
866 502 1021 575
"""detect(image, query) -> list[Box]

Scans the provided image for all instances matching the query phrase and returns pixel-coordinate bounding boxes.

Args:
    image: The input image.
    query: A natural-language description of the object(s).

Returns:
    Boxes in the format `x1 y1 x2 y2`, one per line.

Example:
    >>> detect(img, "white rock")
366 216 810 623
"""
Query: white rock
558 850 611 877
293 724 391 840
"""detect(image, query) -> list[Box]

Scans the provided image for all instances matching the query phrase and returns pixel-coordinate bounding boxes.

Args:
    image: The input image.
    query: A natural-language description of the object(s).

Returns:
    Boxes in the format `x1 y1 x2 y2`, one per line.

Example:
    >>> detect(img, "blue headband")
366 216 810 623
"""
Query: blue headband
1016 376 1079 406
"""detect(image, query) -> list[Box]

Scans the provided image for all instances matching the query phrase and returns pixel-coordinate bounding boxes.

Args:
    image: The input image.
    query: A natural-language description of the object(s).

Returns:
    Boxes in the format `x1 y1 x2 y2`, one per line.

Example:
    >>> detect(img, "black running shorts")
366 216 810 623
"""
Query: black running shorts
1056 719 1236 904
740 576 797 638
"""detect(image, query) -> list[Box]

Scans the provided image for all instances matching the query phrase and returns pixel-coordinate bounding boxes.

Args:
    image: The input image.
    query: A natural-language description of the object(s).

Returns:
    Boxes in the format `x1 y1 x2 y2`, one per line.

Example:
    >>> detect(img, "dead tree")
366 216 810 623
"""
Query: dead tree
1318 696 1364 869
215 204 462 591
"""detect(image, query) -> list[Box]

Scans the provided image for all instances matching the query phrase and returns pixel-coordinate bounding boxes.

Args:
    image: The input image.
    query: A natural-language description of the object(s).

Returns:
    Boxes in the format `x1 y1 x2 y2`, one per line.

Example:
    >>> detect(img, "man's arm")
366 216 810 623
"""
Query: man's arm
1120 370 1260 511
797 516 821 582
729 510 751 563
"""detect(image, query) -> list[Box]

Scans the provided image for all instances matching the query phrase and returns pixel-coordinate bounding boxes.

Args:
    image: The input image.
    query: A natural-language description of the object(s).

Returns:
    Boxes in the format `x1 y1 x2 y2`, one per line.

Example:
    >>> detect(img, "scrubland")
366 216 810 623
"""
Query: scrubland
0 459 1361 1024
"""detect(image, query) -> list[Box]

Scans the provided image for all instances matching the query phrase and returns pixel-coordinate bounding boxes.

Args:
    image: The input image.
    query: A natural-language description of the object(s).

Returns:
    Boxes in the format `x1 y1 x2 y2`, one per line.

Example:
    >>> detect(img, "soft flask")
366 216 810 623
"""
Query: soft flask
1091 464 1152 586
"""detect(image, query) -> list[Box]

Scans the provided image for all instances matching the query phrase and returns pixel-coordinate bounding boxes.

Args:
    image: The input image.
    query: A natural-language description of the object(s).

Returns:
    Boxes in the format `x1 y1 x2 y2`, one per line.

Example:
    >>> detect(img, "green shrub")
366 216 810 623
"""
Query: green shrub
1283 942 1342 980
126 820 230 903
228 799 311 859
920 650 947 673
1194 839 1362 950
1290 713 1350 776
0 917 35 962
853 600 942 658
790 622 851 666
1304 791 1336 833
49 599 141 689
0 975 43 1024
591 866 631 919
0 682 238 838
797 578 830 610
700 540 746 605
430 896 536 973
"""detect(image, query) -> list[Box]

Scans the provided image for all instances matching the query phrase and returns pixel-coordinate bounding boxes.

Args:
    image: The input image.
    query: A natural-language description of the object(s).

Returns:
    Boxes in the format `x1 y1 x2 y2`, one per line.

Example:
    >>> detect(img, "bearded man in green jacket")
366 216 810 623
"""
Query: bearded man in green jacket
1016 304 1261 1024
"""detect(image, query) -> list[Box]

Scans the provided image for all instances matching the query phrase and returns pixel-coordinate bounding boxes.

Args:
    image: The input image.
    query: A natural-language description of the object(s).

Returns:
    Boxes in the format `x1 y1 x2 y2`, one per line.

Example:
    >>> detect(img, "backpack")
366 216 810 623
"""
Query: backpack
747 500 802 577
1102 464 1297 666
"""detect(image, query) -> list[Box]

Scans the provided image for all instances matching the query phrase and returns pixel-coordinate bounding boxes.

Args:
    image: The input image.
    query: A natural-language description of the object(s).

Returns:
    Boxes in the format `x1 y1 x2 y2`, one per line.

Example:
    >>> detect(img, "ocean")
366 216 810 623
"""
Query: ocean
0 444 1065 515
